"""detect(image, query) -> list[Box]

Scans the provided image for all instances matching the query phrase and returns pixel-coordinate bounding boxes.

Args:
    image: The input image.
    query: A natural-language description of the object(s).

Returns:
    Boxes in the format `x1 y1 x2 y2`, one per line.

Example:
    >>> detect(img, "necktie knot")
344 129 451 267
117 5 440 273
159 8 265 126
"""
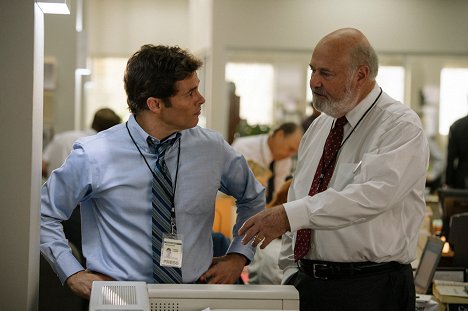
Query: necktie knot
334 116 347 129
147 133 181 157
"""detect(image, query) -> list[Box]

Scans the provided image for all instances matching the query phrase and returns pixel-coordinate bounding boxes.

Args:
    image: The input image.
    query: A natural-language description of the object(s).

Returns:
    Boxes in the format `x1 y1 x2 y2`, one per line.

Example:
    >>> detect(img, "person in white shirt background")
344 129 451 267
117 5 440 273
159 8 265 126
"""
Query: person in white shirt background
231 122 302 203
239 28 429 311
42 107 122 178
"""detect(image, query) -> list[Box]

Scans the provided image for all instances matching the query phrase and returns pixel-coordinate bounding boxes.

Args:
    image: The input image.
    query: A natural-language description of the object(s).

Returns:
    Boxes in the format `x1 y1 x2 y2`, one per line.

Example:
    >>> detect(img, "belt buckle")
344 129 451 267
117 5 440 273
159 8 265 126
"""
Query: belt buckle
312 263 329 280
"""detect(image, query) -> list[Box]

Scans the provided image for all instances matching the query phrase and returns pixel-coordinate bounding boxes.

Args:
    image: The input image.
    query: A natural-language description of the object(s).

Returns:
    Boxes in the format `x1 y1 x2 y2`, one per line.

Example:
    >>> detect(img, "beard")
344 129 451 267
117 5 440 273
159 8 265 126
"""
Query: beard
312 80 357 118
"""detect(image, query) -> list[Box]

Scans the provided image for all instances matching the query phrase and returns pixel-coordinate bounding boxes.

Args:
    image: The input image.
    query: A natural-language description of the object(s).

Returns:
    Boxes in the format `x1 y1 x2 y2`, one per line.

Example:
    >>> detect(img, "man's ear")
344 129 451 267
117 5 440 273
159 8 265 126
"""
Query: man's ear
356 65 369 83
147 97 162 112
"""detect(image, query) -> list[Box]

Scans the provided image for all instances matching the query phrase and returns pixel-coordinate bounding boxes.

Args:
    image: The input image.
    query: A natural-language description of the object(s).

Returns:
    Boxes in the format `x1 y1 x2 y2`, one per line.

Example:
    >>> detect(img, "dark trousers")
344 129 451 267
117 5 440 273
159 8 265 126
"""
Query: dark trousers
287 263 415 311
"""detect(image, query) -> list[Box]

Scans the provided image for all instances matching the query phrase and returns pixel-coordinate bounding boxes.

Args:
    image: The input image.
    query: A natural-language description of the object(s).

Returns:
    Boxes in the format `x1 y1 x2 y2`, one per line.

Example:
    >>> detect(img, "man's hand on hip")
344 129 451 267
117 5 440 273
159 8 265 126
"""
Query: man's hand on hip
66 270 114 300
199 253 247 284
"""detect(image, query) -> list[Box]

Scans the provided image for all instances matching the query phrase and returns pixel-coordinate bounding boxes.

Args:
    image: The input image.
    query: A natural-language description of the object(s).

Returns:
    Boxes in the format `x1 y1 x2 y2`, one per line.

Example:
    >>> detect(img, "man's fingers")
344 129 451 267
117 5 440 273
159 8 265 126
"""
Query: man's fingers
259 236 273 249
238 216 255 236
240 219 259 245
241 229 259 245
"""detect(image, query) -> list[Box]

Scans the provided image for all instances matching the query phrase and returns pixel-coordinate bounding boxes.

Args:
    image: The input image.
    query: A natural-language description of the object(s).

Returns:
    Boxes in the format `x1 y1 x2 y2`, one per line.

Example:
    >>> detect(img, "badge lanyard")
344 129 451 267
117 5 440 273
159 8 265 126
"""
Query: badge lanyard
125 121 181 234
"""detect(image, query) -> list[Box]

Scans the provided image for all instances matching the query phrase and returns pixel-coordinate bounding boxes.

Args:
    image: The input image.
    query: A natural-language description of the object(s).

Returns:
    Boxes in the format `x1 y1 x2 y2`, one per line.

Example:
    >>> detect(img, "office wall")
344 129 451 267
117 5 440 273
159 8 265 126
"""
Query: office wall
0 1 44 310
44 0 78 134
87 0 189 57
78 0 468 136
46 0 468 133
208 0 468 135
215 0 468 54
86 0 468 56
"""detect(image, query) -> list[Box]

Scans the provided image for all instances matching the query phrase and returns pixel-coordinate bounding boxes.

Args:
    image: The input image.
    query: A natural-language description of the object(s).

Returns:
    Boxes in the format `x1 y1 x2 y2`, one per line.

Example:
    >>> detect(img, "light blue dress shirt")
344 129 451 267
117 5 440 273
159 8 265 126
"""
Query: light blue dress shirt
40 114 265 284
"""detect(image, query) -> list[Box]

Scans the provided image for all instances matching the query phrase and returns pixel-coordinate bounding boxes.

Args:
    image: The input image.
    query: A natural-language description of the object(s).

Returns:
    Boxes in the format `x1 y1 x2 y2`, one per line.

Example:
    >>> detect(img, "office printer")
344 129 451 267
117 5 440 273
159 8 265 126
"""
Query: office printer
89 281 299 311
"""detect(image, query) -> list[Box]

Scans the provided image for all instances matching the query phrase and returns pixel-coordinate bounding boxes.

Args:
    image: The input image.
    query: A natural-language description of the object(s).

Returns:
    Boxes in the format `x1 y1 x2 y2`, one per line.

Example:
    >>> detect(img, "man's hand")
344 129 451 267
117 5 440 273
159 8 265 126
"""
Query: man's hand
199 253 247 284
238 204 290 249
66 270 114 300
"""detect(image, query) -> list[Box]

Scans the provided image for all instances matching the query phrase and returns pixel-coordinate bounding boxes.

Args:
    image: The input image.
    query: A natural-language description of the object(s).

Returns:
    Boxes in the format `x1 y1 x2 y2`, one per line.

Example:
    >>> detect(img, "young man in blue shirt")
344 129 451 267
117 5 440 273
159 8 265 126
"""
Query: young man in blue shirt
41 45 264 299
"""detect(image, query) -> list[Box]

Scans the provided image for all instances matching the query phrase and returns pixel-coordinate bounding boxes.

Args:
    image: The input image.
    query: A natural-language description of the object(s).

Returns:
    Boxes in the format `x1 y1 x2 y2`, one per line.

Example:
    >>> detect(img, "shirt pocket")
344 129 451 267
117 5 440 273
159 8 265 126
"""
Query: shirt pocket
176 170 219 215
332 162 359 192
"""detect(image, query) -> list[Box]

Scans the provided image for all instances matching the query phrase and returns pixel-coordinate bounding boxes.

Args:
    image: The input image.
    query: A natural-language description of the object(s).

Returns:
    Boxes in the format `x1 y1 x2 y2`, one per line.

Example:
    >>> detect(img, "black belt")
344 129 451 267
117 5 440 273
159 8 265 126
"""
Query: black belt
299 259 405 280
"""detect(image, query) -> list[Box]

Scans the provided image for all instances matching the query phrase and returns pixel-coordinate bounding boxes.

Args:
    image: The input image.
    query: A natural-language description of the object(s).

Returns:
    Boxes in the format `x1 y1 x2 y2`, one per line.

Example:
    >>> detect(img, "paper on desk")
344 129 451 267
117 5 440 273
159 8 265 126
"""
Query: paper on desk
433 280 468 297
416 294 439 311
416 294 433 302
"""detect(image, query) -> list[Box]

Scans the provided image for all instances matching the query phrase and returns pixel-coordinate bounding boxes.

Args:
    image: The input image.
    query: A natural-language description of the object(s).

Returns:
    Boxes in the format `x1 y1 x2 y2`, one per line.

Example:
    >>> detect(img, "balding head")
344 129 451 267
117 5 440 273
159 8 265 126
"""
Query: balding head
317 28 379 80
309 28 378 117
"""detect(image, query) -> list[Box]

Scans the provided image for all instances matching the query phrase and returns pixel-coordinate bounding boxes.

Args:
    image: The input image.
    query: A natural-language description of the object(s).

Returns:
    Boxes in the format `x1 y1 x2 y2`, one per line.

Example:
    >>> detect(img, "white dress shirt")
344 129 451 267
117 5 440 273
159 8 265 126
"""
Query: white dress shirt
232 134 292 193
279 84 429 283
248 238 283 285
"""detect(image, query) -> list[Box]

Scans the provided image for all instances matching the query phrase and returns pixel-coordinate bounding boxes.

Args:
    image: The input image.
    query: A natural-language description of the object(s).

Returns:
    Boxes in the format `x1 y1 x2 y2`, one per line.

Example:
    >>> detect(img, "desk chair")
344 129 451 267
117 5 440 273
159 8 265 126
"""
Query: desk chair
437 188 468 240
449 212 468 268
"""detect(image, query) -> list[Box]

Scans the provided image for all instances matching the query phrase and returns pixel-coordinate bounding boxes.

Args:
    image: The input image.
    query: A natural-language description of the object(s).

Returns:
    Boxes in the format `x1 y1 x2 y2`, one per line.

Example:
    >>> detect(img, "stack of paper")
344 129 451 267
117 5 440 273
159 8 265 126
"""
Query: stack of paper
432 280 468 304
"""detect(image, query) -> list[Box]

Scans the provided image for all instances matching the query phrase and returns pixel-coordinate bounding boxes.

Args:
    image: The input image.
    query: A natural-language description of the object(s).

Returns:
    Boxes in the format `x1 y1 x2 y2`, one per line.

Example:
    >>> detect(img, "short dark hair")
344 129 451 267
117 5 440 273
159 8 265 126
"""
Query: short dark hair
91 108 121 132
272 122 300 137
124 45 203 114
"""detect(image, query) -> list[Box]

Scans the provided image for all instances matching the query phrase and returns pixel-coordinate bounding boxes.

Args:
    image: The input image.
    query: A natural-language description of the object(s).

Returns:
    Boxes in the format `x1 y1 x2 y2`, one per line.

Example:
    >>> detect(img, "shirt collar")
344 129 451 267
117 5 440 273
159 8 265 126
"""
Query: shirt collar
261 134 273 165
127 114 180 153
345 83 382 129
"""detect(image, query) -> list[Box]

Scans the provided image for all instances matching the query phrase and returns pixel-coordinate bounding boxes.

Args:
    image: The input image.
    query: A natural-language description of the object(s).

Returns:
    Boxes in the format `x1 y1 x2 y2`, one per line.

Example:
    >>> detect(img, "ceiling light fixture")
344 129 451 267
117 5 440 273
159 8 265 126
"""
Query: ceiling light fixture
36 0 70 15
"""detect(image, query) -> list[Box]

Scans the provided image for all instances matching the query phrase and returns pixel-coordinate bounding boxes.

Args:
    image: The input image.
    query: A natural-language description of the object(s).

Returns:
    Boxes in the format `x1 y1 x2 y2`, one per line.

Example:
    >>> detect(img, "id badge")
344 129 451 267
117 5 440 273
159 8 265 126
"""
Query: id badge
161 234 183 268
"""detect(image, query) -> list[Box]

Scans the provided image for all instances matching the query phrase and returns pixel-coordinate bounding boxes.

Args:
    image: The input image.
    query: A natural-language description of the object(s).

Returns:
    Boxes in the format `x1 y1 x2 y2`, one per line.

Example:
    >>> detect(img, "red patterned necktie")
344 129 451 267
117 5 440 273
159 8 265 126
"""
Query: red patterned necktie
294 116 347 261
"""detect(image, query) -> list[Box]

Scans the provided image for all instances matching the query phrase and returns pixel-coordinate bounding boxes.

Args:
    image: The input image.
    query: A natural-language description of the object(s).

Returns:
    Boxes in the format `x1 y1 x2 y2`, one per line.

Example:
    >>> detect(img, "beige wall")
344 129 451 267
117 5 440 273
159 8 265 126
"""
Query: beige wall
48 0 468 136
0 1 44 310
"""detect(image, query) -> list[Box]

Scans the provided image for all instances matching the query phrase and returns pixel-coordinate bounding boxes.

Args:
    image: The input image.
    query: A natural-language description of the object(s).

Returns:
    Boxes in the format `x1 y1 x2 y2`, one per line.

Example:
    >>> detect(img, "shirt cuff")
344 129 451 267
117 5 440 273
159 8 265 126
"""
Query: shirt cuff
54 251 85 284
284 197 310 232
227 237 255 263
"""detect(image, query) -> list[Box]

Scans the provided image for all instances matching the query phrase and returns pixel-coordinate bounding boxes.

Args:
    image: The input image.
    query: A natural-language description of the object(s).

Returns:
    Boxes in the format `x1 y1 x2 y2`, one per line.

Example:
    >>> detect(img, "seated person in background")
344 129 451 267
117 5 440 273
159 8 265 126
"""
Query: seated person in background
445 113 468 189
246 160 272 187
248 178 292 285
301 101 321 133
42 107 122 177
231 122 302 203
425 135 444 194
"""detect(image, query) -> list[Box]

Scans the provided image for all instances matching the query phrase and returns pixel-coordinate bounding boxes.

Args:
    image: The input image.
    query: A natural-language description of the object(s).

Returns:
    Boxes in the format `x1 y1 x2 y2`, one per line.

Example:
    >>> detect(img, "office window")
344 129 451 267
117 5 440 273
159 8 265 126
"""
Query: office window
439 68 468 135
85 57 129 124
225 63 274 125
376 66 405 103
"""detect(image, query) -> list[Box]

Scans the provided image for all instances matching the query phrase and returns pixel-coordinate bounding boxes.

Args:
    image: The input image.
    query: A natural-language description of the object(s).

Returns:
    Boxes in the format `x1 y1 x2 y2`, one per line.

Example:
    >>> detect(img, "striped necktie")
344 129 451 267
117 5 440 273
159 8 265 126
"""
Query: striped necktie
147 134 183 283
294 116 347 261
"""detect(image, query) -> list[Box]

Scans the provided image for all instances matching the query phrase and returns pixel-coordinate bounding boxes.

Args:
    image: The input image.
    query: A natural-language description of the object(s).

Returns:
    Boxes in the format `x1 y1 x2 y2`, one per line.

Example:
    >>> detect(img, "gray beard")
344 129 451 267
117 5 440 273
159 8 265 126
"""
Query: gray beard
313 86 356 118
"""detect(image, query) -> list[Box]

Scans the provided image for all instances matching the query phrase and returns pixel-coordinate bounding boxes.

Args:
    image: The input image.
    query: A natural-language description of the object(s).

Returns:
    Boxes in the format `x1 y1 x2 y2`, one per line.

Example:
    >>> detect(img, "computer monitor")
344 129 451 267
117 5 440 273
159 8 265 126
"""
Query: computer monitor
437 188 468 240
414 237 444 294
433 267 467 282
89 281 299 311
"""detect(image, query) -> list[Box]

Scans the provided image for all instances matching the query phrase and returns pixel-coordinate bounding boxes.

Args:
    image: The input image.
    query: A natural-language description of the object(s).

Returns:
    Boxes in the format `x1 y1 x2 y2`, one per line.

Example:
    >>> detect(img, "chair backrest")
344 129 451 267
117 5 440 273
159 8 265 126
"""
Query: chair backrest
437 188 468 240
449 212 468 268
